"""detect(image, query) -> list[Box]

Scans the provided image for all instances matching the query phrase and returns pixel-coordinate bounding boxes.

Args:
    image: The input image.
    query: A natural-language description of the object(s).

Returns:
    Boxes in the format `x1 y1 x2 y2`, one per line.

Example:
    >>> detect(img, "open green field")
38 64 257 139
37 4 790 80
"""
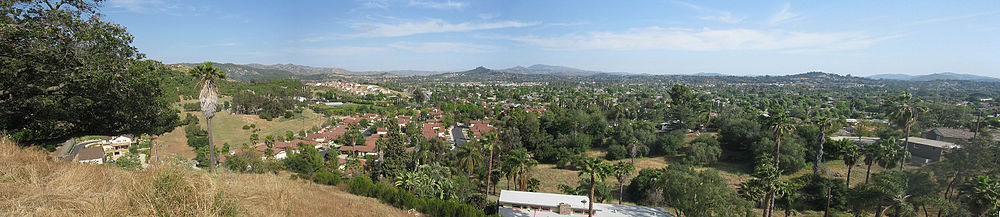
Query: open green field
152 97 329 159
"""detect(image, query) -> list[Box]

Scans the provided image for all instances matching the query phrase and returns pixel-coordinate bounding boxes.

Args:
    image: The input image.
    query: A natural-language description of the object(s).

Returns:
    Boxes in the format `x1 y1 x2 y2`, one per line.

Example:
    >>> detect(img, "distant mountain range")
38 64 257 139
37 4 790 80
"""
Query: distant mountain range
869 72 999 82
499 64 612 76
172 62 998 83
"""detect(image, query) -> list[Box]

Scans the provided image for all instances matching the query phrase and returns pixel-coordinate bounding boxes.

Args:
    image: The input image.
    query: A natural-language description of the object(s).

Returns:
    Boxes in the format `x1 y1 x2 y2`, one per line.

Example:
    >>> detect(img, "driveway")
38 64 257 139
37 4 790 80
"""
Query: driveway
63 140 99 161
452 125 469 147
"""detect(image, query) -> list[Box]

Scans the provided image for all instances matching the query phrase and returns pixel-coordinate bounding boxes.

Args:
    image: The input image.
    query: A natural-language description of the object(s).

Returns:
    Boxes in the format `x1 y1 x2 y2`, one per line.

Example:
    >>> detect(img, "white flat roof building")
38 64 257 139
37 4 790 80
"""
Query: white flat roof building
498 190 673 217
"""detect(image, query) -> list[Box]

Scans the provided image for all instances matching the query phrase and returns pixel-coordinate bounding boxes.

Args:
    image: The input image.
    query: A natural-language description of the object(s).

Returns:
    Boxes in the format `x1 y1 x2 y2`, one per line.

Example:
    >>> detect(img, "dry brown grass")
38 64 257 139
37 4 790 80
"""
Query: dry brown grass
0 137 411 217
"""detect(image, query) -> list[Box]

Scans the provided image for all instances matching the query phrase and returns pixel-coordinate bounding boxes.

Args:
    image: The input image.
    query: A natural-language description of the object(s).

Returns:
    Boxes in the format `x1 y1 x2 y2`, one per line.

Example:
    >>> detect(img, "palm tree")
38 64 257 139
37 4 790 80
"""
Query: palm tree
765 110 796 171
611 161 635 205
578 157 610 217
958 175 1000 216
456 143 482 175
763 110 795 217
811 115 833 174
837 139 862 185
883 92 919 169
863 138 894 184
481 133 499 195
190 62 225 173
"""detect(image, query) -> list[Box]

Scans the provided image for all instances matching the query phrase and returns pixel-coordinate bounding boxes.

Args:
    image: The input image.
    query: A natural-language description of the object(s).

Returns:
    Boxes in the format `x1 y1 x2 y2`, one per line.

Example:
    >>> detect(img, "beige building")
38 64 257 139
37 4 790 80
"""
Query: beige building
98 136 134 161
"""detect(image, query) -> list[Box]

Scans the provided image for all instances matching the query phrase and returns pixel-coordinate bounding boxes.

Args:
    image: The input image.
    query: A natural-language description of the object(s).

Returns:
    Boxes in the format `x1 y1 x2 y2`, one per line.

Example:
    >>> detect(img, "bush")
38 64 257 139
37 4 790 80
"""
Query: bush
683 142 722 165
313 171 341 185
346 176 491 217
605 145 628 160
655 132 684 155
183 102 200 111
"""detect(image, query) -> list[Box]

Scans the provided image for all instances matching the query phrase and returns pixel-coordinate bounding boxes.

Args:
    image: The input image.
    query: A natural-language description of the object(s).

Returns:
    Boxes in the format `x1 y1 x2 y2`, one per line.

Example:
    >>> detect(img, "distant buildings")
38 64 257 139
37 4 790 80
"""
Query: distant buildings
308 82 394 95
497 190 673 217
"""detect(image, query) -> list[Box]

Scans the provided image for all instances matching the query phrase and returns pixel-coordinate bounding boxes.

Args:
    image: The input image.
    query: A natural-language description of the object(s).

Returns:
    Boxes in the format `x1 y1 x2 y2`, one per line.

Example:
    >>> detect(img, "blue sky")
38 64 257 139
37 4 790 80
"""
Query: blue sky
101 0 999 76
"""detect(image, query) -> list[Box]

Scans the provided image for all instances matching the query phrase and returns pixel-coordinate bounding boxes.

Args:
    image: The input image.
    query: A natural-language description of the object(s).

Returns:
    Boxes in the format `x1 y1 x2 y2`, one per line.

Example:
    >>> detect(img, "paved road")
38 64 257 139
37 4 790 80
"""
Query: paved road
452 125 468 147
63 140 99 161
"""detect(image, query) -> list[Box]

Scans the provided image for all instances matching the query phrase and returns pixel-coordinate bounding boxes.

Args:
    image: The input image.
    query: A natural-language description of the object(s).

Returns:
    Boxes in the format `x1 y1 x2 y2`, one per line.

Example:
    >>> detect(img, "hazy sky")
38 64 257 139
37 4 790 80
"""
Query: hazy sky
101 0 1000 76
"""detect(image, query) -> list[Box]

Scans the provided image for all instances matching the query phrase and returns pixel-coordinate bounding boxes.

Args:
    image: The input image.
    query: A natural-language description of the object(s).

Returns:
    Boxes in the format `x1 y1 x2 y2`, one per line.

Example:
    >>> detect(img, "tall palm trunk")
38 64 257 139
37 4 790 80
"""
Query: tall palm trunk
766 134 782 217
762 192 774 217
865 162 874 184
846 164 854 186
486 148 494 195
588 174 595 217
618 178 625 205
814 132 825 174
208 118 216 173
900 125 910 170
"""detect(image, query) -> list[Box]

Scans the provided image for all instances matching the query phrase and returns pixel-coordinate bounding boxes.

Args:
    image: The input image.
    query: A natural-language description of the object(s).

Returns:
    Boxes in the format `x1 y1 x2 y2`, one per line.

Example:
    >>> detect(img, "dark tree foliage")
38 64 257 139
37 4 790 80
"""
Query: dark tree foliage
626 168 665 205
1 0 178 144
346 176 491 217
605 145 628 160
791 173 848 212
682 141 722 166
284 143 325 175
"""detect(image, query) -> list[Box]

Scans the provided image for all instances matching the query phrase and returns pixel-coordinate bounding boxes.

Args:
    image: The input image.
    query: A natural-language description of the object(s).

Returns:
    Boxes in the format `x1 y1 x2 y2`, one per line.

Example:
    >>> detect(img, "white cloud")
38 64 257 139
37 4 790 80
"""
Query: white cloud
292 46 387 56
508 27 897 53
698 11 745 24
346 19 538 38
478 13 500 20
356 0 389 10
768 3 801 25
389 42 497 53
673 0 745 24
545 21 589 27
408 0 467 9
902 10 1000 26
106 0 197 15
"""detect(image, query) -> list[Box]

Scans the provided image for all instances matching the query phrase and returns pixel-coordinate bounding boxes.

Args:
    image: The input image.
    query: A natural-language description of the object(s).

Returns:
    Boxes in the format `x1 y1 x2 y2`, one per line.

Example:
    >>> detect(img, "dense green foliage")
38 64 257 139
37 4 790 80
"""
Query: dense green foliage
1 1 178 145
347 176 495 217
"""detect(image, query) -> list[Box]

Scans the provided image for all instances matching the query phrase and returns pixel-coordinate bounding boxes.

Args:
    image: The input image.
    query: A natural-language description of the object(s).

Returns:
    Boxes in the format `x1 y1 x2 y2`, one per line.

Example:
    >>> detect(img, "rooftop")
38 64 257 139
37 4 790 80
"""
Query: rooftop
498 190 673 217
904 137 960 149
925 127 975 140
499 190 590 210
77 146 104 161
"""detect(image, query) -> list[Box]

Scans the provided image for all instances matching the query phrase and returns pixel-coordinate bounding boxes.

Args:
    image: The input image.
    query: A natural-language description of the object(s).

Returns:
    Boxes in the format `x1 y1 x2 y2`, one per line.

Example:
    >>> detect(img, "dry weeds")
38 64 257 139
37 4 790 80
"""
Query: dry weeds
0 137 411 217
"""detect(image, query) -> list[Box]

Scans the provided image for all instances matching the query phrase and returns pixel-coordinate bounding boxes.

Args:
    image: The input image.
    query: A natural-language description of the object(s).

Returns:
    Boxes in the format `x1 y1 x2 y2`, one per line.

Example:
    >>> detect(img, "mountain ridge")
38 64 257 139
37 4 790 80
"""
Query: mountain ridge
869 72 999 82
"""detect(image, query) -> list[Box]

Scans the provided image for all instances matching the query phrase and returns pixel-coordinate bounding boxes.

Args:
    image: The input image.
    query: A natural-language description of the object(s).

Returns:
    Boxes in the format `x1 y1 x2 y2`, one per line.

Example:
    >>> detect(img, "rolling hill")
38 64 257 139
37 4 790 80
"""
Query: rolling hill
869 72 999 82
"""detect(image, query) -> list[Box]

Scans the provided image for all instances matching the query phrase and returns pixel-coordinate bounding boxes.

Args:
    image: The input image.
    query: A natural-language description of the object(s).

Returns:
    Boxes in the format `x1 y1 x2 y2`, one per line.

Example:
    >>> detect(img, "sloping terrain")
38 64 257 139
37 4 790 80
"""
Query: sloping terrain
0 137 412 217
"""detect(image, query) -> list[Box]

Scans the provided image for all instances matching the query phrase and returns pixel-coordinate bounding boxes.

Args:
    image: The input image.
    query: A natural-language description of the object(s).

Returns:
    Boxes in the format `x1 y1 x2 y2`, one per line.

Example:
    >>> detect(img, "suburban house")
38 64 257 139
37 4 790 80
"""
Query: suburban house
498 190 673 217
922 127 975 143
339 134 382 156
98 136 133 161
904 137 960 163
76 146 106 164
422 123 446 140
468 120 495 139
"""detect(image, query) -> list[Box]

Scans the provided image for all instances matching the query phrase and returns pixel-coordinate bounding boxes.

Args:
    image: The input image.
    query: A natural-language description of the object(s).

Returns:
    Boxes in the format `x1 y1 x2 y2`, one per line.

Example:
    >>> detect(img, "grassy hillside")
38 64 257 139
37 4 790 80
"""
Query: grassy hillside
0 137 412 216
152 97 328 160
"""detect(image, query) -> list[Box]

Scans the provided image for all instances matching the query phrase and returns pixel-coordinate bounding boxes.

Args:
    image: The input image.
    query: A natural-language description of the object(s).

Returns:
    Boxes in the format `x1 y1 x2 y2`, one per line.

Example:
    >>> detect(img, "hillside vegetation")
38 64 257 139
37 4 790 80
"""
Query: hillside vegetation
0 137 411 217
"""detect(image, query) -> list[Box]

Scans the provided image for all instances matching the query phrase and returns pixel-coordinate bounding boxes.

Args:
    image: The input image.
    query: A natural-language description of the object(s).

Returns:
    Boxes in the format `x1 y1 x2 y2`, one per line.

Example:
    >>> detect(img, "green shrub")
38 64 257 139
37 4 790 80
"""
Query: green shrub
605 145 628 160
345 176 492 217
313 171 341 185
683 142 722 165
183 102 201 111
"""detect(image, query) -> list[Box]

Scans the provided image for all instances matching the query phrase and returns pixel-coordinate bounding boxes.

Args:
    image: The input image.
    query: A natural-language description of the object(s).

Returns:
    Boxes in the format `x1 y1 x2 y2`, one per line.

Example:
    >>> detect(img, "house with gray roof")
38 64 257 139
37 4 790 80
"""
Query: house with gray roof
498 190 673 217
922 127 976 143
904 137 959 163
